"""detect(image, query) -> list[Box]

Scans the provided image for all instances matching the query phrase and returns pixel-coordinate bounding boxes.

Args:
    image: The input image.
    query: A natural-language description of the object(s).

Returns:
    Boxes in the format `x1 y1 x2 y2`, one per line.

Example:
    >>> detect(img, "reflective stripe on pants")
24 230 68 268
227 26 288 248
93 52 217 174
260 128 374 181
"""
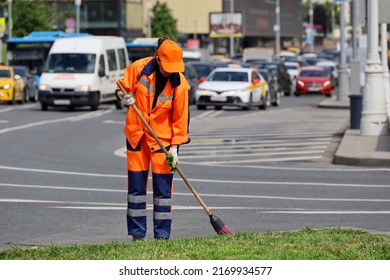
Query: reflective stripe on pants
126 136 174 239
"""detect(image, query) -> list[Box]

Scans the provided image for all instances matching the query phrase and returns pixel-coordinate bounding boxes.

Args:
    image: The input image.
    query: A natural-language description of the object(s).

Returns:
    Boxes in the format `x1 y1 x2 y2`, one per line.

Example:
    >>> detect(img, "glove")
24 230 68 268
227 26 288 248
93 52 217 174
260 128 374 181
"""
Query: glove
166 146 178 171
115 89 136 106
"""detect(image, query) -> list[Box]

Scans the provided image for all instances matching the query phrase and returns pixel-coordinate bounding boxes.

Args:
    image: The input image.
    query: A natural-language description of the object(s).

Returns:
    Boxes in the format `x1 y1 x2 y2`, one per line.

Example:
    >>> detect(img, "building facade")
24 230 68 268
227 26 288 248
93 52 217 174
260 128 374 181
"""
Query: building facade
4 0 303 56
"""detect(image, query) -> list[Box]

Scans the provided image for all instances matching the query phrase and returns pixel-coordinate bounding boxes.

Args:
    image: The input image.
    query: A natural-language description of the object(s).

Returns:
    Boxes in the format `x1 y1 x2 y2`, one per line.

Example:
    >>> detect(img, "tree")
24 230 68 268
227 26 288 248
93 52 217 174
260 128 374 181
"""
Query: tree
12 0 51 37
151 1 178 39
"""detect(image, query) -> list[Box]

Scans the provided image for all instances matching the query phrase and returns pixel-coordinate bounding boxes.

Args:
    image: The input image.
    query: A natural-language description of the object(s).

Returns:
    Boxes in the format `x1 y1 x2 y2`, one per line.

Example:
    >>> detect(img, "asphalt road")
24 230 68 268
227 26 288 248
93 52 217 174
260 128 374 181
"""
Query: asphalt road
0 95 389 249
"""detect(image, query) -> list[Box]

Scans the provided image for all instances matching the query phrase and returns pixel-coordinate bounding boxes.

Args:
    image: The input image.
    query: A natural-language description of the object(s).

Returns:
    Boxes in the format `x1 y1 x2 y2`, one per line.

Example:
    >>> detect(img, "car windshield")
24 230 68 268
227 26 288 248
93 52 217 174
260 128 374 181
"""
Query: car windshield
13 68 27 77
0 70 11 78
259 71 269 80
208 71 248 82
191 64 213 77
44 53 96 73
286 65 298 70
300 70 327 77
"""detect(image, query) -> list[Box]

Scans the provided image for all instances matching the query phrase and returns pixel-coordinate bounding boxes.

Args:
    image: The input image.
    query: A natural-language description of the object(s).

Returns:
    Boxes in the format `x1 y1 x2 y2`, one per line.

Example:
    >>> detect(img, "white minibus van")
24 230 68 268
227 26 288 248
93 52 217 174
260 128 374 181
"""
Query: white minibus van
38 36 129 111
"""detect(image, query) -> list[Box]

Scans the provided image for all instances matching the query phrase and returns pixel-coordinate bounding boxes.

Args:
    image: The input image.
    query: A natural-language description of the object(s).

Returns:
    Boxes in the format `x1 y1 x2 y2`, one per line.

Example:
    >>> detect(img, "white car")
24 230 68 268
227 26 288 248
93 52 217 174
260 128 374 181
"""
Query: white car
195 68 266 110
315 60 339 86
284 61 300 80
284 61 300 95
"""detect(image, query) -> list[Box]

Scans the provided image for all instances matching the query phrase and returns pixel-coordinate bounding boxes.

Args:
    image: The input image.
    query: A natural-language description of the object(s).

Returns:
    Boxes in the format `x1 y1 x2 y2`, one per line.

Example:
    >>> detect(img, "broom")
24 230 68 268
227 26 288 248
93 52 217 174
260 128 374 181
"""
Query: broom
116 80 233 235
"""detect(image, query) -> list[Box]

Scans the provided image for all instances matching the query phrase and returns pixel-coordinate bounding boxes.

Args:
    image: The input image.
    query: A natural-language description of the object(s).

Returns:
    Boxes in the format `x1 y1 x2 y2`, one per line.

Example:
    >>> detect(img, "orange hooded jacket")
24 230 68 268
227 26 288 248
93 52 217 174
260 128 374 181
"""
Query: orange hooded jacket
118 57 190 151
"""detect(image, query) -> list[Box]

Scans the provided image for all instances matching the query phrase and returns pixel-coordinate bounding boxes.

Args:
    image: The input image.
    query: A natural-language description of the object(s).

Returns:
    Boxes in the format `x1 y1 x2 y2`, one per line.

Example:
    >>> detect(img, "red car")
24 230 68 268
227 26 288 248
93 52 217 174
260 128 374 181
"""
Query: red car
295 66 332 97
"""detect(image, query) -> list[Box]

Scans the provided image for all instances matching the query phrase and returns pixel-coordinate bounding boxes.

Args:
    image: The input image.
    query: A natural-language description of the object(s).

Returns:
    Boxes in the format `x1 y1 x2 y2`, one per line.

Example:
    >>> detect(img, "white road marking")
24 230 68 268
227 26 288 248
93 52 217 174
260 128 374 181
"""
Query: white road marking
1 183 389 201
0 109 114 134
1 199 389 214
0 165 124 178
1 170 390 189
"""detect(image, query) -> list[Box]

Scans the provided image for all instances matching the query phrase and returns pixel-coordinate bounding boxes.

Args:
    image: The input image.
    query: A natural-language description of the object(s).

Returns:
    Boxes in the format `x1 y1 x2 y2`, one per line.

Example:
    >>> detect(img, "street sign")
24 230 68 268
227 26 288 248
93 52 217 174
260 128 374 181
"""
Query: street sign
65 18 76 28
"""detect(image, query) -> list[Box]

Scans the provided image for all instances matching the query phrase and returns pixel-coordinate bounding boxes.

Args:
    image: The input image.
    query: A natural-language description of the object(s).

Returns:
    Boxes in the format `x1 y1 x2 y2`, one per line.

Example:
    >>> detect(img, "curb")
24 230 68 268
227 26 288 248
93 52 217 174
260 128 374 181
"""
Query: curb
334 129 390 167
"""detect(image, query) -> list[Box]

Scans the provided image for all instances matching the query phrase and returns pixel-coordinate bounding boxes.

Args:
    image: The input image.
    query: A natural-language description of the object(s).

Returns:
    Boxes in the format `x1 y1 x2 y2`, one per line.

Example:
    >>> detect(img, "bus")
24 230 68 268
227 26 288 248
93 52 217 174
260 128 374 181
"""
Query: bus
126 37 158 63
6 31 90 85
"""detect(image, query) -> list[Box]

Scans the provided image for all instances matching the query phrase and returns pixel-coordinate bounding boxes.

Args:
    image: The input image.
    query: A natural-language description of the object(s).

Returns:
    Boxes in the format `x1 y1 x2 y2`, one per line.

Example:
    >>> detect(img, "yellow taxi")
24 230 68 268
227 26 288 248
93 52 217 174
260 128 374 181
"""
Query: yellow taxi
0 66 25 104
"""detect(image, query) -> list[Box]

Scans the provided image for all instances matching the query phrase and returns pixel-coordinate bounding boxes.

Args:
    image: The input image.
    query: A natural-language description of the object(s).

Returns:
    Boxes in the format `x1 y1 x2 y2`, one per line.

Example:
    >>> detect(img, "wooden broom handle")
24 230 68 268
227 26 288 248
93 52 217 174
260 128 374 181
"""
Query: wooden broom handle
116 81 212 217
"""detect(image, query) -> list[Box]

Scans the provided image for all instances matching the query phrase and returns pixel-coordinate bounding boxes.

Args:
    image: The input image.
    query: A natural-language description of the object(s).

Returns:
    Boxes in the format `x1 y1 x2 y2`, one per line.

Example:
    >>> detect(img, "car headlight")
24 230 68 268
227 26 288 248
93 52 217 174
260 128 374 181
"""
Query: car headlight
323 81 331 87
4 84 10 89
39 84 50 91
76 85 91 92
297 80 305 87
198 89 209 94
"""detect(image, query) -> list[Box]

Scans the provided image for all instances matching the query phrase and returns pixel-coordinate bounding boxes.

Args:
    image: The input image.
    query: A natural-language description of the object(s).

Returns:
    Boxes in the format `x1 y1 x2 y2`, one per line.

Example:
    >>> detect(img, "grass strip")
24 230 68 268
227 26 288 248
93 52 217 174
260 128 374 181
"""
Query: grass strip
1 228 389 260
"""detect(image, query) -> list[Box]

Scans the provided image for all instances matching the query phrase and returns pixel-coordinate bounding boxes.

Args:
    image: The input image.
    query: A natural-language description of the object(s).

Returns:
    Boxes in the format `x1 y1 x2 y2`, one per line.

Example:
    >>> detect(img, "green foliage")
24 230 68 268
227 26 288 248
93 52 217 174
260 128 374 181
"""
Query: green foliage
11 0 51 37
151 2 177 40
1 228 389 260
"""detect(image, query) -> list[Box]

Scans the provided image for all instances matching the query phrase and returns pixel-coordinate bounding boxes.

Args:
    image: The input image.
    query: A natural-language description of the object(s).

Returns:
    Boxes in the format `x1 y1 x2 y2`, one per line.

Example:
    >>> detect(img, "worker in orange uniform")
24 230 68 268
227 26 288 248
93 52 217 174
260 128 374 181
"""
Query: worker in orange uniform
116 36 190 241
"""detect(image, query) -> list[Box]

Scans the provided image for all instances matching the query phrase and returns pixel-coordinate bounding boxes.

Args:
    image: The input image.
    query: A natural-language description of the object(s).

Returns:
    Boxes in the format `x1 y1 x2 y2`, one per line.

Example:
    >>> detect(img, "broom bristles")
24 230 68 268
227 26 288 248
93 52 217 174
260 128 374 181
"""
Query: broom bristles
217 224 234 235
210 214 234 235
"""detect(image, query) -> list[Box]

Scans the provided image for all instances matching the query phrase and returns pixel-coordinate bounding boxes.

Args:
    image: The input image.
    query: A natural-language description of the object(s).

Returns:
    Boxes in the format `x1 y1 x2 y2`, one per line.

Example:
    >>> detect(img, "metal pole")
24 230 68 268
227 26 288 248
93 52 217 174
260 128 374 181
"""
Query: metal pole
381 22 390 124
229 0 234 58
350 0 361 94
147 0 152 37
337 1 350 102
7 0 12 38
309 0 314 52
360 0 389 135
275 0 280 57
75 0 81 33
331 2 335 38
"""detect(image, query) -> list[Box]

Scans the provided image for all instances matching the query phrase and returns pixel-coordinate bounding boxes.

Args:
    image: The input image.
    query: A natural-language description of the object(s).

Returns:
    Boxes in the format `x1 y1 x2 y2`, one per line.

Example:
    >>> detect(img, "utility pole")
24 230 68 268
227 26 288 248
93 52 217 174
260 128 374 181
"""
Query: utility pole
229 0 234 58
378 0 390 127
309 0 314 52
7 0 12 38
75 0 81 33
266 0 281 57
147 0 152 37
275 0 280 57
337 1 350 102
350 0 361 94
360 0 389 135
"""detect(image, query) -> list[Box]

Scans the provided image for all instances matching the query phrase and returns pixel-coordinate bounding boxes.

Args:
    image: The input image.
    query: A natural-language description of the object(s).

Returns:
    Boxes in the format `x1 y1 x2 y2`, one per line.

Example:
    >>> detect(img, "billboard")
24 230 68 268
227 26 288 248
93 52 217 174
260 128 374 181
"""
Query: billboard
221 0 303 38
209 12 243 38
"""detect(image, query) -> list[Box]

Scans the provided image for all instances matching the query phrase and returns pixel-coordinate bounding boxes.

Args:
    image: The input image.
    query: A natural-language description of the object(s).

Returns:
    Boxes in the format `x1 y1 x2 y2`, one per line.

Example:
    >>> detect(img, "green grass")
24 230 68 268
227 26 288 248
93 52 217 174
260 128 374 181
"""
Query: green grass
1 228 389 260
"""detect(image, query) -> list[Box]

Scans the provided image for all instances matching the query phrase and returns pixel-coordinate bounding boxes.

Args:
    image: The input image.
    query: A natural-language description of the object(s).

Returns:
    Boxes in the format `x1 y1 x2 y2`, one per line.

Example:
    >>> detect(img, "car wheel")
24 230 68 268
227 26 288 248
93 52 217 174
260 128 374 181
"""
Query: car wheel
115 100 124 110
197 105 206 110
272 91 281 106
259 93 268 110
9 90 16 104
41 103 48 111
295 92 301 97
326 94 331 98
18 90 26 104
215 106 222 110
266 92 271 107
30 90 38 102
189 91 196 105
244 93 254 110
